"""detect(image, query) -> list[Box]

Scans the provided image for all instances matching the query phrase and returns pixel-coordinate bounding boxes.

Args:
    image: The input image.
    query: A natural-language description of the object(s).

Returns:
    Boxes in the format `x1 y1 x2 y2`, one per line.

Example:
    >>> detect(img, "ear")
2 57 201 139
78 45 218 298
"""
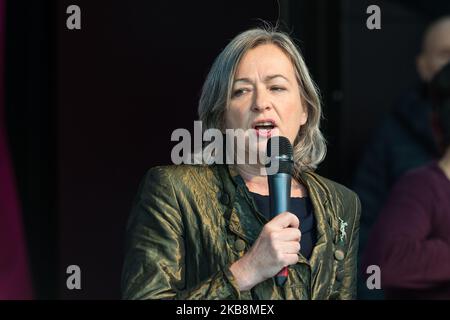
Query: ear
301 111 308 126
299 100 309 126
417 54 431 82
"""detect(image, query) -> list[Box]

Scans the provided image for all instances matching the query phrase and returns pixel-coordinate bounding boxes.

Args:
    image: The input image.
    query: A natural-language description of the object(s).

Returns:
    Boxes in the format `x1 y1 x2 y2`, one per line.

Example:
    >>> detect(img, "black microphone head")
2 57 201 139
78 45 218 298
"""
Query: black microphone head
266 136 293 174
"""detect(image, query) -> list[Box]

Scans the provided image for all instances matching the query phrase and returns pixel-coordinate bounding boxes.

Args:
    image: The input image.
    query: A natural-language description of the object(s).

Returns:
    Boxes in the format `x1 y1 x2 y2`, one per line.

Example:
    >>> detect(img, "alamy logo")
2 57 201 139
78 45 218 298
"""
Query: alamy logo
66 265 81 290
366 265 381 290
366 5 381 30
171 121 285 175
66 5 81 30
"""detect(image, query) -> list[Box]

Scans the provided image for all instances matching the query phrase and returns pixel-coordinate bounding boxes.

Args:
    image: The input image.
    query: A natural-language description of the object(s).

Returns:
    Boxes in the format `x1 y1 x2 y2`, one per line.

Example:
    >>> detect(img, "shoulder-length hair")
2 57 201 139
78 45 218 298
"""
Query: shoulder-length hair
198 27 327 172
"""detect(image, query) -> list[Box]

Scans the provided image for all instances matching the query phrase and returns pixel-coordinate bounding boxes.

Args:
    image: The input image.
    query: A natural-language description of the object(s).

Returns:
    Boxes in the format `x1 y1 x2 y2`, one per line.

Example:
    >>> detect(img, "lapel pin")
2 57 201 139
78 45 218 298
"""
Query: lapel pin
338 217 348 243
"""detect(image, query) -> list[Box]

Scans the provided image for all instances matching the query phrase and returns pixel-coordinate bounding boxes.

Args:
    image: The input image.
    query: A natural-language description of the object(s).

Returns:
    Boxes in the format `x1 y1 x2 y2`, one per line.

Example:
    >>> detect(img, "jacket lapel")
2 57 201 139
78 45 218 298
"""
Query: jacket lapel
216 164 264 245
298 171 335 299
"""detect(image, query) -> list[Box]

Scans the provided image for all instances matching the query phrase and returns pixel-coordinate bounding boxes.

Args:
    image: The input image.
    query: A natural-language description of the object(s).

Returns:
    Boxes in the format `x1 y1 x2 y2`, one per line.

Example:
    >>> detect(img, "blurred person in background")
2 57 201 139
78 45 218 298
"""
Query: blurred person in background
362 61 450 299
353 16 450 299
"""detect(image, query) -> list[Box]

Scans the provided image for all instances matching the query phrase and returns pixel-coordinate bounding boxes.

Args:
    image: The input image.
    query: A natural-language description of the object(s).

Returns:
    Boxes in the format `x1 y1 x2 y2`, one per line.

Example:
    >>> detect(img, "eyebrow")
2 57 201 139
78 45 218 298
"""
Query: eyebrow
233 74 290 84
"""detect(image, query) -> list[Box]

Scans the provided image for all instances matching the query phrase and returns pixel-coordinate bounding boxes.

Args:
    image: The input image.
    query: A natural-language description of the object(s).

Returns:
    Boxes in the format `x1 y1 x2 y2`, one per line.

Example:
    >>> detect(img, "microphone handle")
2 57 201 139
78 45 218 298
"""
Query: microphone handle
268 172 292 287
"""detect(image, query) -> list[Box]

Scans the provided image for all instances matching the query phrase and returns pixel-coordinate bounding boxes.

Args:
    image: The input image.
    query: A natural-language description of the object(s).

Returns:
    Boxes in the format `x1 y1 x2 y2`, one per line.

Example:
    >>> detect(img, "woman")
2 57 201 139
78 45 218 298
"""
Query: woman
362 62 450 299
121 27 361 300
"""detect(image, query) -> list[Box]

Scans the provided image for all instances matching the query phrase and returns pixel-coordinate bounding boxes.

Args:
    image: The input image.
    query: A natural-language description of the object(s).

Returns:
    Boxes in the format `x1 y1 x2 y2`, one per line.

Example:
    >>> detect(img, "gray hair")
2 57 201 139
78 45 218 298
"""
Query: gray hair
198 27 327 172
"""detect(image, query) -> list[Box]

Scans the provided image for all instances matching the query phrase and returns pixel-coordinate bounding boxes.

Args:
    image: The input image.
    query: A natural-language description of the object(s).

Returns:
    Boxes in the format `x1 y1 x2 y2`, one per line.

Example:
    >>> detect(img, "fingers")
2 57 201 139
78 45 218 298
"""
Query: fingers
276 241 301 255
268 242 300 268
281 253 300 266
269 211 300 229
274 227 301 242
280 253 299 267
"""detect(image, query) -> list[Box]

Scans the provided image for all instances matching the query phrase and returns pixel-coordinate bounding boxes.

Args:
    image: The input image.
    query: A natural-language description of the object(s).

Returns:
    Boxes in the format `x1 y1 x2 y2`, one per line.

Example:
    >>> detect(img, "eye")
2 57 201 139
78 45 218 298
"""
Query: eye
232 88 250 98
270 86 286 92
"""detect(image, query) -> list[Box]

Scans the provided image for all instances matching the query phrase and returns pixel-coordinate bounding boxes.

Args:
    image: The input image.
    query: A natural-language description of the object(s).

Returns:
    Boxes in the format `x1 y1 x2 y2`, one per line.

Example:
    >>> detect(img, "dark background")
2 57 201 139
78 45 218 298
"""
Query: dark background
5 0 450 299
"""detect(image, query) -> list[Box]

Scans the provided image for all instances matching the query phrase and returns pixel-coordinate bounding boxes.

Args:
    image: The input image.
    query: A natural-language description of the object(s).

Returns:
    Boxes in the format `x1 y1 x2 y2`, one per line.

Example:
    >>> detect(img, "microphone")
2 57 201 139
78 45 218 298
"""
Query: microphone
266 136 294 287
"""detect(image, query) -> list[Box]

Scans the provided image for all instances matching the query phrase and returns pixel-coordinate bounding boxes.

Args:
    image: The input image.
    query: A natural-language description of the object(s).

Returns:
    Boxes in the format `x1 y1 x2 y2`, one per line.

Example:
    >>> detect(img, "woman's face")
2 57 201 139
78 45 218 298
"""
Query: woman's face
225 43 308 157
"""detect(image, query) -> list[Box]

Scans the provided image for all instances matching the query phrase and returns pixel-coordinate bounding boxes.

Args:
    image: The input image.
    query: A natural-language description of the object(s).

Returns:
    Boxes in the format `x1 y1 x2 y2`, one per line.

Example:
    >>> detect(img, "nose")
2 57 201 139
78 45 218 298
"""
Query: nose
251 87 272 112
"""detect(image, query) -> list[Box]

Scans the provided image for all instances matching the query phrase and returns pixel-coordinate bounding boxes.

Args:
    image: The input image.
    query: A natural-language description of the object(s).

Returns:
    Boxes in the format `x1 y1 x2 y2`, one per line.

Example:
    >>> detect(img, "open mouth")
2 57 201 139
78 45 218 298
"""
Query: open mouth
252 120 277 137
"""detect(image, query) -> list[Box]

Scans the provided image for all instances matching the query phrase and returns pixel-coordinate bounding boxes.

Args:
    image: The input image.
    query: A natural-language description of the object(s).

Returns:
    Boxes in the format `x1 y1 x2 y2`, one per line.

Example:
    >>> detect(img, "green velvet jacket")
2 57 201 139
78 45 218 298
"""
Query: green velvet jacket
121 164 361 300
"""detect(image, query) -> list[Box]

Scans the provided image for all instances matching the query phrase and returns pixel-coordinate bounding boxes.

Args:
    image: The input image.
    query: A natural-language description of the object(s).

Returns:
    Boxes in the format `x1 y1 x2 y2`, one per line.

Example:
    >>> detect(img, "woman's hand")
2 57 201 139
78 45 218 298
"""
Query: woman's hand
229 212 301 291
